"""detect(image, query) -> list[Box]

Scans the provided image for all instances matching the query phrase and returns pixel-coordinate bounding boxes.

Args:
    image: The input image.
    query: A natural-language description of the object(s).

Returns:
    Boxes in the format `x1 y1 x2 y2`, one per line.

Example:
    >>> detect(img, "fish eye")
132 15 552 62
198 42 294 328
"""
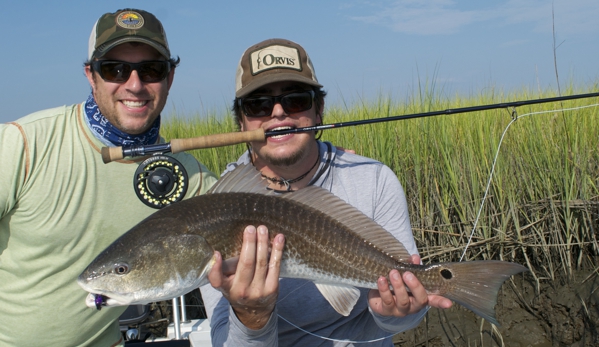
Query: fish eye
114 263 129 275
440 268 453 280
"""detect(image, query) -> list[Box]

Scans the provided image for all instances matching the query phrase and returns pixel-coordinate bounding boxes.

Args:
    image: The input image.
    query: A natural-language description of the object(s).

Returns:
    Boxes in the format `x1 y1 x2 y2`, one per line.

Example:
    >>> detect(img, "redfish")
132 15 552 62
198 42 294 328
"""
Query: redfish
78 163 527 325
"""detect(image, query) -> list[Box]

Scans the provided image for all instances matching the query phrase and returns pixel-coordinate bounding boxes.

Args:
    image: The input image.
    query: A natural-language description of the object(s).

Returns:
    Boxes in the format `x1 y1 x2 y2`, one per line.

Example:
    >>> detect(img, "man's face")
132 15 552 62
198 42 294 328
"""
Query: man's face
84 43 174 135
240 81 322 167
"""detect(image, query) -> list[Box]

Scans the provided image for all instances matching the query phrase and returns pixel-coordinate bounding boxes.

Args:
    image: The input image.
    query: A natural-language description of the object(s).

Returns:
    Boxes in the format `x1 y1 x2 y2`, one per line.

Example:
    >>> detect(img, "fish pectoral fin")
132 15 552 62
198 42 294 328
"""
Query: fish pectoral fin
314 283 361 316
196 255 239 288
222 257 239 276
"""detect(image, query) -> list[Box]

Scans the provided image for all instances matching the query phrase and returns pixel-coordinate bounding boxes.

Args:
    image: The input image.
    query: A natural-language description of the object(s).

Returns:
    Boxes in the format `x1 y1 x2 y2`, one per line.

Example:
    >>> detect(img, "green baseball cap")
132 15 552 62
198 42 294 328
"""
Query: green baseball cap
88 8 171 60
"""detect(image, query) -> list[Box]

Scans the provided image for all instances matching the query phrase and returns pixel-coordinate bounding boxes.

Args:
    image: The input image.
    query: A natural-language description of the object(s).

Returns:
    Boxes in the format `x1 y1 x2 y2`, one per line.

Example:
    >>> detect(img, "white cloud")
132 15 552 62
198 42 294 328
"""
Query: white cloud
509 0 599 35
348 0 599 35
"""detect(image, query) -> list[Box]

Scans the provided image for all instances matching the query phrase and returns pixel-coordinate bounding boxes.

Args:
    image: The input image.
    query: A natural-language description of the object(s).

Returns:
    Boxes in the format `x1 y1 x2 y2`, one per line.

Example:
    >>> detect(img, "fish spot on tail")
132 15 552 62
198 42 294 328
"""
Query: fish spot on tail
441 269 453 280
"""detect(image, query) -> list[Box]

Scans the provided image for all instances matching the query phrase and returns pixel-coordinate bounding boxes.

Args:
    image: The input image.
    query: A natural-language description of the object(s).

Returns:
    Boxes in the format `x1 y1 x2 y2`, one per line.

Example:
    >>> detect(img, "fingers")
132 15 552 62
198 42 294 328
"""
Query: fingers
400 271 428 310
210 225 284 303
207 251 224 289
217 225 284 330
377 254 423 315
334 146 356 154
428 295 453 309
251 225 272 283
375 273 397 312
405 254 452 309
369 269 431 317
235 225 259 286
410 254 421 265
266 233 285 289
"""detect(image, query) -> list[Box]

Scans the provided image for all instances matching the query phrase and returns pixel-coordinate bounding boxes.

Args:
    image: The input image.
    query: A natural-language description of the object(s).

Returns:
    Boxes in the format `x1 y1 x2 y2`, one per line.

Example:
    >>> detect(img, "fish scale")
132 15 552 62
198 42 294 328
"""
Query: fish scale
183 192 400 287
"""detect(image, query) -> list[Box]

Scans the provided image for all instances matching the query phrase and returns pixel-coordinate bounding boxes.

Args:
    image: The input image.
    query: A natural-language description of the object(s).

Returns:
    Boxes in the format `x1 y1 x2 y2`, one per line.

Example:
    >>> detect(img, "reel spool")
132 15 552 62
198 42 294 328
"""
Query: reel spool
134 155 188 209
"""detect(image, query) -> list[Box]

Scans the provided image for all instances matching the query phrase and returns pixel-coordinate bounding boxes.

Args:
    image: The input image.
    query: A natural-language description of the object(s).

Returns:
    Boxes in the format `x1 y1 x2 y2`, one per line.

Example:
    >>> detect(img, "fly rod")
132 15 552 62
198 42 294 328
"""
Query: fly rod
101 91 599 164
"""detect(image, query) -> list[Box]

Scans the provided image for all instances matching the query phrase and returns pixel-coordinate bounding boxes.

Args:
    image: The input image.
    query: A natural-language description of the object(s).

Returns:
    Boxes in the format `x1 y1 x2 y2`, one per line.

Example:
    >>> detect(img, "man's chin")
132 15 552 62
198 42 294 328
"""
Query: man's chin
116 117 155 135
262 150 304 167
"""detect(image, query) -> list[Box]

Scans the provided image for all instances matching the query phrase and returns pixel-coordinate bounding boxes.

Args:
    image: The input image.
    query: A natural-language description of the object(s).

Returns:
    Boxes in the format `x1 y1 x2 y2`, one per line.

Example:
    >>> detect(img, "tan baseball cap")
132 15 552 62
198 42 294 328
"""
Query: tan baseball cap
88 8 171 60
235 38 322 98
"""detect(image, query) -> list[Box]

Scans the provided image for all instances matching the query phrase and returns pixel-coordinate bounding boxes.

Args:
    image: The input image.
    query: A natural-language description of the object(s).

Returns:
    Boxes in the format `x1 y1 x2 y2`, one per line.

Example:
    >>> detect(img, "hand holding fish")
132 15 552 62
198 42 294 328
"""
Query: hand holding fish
207 225 286 330
368 254 453 317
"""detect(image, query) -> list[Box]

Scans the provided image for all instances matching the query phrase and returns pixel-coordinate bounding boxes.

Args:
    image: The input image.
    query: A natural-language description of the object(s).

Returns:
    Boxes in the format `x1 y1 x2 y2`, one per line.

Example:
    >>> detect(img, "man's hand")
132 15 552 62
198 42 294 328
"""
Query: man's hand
207 225 285 330
335 146 356 154
367 254 453 317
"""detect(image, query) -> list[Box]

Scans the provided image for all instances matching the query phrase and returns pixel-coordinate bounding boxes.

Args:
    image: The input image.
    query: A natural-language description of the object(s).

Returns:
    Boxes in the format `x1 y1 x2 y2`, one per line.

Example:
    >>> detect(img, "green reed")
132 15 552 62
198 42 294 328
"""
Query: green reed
161 85 599 287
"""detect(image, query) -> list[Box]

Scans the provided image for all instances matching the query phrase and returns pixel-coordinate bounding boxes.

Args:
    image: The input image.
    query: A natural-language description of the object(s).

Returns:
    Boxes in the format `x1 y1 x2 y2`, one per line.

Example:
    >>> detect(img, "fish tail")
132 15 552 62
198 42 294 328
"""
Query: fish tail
436 260 528 326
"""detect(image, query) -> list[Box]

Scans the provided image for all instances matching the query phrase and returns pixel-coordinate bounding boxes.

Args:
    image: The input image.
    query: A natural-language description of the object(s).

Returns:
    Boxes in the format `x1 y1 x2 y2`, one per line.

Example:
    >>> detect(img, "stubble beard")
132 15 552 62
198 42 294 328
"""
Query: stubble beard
261 146 306 167
91 78 166 134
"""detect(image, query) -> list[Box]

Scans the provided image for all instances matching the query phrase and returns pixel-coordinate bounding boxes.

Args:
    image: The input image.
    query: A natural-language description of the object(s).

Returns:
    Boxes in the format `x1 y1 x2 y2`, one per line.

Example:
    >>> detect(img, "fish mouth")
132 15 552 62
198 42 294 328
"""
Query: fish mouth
79 278 133 309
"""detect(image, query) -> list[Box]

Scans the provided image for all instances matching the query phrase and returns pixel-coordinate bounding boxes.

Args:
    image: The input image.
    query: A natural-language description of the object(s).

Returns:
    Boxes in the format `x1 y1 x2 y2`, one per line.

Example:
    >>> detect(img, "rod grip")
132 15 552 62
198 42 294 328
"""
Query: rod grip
170 128 265 153
101 146 124 164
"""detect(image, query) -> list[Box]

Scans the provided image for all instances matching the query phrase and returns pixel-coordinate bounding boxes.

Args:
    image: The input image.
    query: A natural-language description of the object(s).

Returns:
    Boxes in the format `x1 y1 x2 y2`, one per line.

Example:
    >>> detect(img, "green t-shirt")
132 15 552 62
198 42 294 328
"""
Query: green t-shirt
0 103 218 346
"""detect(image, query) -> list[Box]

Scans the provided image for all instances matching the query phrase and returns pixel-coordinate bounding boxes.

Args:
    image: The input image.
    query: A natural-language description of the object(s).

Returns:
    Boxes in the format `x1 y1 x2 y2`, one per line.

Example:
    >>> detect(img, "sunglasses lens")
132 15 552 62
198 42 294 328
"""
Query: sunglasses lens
99 62 132 83
242 91 313 117
137 62 170 82
242 98 274 118
95 61 169 83
281 92 313 114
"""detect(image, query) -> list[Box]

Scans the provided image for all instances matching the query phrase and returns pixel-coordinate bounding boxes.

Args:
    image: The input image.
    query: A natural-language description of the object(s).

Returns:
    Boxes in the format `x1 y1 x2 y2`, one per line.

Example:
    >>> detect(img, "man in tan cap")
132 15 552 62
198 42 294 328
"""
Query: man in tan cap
0 9 216 346
201 38 452 346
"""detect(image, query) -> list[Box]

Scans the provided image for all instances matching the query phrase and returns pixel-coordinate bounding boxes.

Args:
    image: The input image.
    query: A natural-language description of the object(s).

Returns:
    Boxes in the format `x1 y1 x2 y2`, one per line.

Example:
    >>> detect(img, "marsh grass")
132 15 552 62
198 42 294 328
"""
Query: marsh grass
161 85 599 291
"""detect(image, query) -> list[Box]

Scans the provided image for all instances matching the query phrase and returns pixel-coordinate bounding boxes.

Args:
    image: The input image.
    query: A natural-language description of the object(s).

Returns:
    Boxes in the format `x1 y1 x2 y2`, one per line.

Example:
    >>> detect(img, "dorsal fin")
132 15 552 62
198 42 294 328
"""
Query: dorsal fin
209 163 411 262
281 186 411 262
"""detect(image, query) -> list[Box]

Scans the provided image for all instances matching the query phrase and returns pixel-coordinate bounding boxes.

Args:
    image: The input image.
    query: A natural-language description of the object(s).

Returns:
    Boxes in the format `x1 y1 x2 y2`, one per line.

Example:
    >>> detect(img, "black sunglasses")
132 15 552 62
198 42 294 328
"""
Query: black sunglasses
239 90 315 118
91 60 171 83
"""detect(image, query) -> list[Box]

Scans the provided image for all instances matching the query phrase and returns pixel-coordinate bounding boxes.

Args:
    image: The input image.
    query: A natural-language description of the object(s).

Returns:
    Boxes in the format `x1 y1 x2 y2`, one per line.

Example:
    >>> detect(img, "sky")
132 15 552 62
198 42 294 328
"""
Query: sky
1 0 598 124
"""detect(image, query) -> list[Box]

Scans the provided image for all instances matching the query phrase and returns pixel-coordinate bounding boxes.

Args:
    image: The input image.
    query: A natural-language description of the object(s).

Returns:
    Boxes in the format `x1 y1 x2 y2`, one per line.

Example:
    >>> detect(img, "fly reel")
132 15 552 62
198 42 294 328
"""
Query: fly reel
133 155 188 209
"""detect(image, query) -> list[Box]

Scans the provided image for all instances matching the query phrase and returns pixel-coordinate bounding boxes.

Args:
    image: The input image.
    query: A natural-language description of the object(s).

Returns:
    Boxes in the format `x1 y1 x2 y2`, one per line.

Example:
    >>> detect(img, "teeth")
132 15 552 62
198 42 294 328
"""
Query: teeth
122 100 147 108
270 126 293 139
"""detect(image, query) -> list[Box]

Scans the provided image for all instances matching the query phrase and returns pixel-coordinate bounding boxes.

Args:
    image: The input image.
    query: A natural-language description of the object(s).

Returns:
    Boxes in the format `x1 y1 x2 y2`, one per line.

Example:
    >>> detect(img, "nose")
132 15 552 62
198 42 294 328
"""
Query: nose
271 102 285 117
123 69 144 92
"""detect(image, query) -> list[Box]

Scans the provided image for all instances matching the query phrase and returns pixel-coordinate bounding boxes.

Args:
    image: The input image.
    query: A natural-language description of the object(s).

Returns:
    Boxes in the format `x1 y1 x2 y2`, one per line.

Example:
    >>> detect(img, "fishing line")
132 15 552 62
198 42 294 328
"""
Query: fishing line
459 102 599 261
277 315 394 344
275 281 395 344
275 281 312 303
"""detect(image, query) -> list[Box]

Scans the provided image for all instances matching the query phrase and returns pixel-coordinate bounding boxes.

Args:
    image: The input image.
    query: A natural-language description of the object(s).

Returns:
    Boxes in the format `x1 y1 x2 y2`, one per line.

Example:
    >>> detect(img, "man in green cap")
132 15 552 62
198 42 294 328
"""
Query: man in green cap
0 9 217 346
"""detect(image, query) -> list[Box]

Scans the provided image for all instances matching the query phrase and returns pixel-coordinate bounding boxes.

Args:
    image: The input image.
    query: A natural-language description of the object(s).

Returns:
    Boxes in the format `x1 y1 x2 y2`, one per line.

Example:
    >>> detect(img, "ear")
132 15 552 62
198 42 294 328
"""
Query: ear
316 98 325 124
166 67 175 90
84 65 96 90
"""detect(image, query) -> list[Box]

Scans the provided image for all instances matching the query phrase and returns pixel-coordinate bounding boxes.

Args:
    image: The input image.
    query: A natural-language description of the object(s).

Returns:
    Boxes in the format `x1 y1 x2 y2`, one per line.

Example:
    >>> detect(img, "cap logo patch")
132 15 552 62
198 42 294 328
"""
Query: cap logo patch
116 11 145 29
250 45 302 75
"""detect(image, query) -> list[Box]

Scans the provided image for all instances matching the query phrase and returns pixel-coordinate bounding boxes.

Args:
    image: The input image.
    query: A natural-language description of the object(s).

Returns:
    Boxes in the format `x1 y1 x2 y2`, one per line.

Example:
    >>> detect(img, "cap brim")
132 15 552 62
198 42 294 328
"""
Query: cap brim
236 73 322 98
91 37 170 60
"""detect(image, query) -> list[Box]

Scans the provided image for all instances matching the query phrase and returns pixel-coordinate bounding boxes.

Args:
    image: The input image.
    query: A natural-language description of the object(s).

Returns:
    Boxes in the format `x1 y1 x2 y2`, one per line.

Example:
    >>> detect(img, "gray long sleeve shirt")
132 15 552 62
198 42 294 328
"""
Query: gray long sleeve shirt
200 141 427 346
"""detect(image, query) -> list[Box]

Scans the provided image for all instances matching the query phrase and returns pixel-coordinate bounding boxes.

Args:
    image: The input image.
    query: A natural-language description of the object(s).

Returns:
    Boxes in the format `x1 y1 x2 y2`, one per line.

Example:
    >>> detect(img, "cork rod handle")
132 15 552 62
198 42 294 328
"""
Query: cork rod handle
170 128 265 153
100 129 265 164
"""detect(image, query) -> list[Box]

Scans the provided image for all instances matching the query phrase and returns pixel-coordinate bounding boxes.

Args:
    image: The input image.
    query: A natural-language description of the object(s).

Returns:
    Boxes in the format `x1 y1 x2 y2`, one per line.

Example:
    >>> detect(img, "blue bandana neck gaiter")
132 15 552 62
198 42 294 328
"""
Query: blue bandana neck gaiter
84 93 160 147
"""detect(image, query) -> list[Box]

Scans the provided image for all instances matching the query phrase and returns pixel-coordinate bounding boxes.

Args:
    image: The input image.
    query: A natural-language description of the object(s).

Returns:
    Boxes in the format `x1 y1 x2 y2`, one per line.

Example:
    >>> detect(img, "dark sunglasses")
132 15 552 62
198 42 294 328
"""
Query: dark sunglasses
239 90 315 118
91 60 171 83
